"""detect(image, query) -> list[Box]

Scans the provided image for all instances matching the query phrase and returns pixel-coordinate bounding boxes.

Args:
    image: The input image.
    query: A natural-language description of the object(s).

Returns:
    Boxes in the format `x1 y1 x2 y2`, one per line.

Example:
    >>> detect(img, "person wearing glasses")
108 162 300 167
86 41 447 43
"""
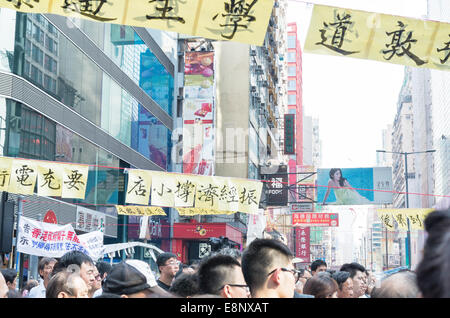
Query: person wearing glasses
156 252 180 291
197 254 250 298
241 238 300 298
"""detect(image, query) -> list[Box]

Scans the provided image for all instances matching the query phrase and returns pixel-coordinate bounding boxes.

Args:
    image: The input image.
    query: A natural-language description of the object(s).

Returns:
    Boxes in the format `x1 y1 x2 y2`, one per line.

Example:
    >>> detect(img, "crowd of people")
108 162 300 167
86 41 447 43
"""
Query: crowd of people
1 208 449 299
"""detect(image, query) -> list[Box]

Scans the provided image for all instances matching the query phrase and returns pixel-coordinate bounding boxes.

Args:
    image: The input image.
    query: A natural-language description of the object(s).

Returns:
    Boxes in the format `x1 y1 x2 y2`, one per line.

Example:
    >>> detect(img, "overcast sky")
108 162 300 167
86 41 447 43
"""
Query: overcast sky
287 0 428 169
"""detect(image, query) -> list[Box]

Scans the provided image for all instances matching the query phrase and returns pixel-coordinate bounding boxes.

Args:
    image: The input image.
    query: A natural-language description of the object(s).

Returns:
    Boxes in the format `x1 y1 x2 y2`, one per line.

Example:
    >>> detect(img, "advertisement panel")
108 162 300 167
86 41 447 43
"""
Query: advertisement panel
284 114 295 155
264 165 288 206
317 167 393 205
183 51 215 176
292 213 339 227
295 227 310 262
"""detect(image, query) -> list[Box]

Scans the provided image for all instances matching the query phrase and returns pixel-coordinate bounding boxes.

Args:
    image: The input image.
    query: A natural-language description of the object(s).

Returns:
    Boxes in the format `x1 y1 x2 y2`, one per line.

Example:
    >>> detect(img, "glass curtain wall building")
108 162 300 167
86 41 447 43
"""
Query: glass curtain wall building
0 9 176 250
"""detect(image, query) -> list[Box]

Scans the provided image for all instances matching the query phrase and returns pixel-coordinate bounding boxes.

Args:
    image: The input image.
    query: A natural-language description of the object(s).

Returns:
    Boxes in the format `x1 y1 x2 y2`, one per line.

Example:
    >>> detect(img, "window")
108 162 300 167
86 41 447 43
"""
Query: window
288 79 296 90
288 35 296 49
31 65 42 85
288 94 297 105
287 52 296 62
32 44 43 65
288 66 296 76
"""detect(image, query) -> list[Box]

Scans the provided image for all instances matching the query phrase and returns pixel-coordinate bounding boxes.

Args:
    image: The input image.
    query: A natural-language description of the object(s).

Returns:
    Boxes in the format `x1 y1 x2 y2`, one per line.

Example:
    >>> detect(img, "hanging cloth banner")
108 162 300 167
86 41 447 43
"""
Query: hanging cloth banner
377 208 435 231
116 205 167 216
78 230 105 261
17 216 89 258
176 207 236 216
0 0 274 46
305 4 450 72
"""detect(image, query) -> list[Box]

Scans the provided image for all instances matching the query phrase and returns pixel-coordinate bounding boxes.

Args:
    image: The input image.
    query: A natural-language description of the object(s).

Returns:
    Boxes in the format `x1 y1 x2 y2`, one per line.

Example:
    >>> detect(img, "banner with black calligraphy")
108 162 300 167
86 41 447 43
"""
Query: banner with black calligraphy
17 216 89 258
61 164 89 199
377 208 435 230
0 0 275 46
116 205 167 216
125 169 152 205
150 172 175 207
0 156 12 192
305 5 450 72
176 207 236 216
37 162 63 197
9 159 38 195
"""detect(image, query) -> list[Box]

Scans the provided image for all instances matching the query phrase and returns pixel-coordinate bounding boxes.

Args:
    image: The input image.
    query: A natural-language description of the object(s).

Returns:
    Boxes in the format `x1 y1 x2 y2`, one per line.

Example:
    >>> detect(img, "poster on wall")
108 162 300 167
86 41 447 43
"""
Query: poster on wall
183 51 215 176
317 167 393 206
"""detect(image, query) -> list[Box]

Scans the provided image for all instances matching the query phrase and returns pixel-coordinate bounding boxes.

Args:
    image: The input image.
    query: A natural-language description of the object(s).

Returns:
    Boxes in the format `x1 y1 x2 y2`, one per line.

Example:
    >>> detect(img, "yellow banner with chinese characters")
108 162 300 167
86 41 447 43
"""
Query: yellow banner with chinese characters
150 171 175 207
125 169 152 206
0 157 12 192
377 208 435 231
176 207 236 216
61 164 89 199
116 205 167 216
9 159 38 195
0 0 274 46
305 4 450 71
173 174 197 207
36 162 63 197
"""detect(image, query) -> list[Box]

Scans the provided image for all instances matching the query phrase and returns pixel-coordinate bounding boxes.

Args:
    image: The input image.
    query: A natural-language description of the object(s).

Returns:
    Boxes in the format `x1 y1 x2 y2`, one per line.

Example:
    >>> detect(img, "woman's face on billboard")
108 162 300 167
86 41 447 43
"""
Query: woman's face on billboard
332 170 341 181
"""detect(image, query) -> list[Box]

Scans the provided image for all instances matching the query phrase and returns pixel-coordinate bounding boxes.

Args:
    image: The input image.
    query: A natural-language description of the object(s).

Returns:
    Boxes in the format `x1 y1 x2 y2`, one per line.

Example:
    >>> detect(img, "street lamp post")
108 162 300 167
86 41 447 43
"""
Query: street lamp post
376 149 436 268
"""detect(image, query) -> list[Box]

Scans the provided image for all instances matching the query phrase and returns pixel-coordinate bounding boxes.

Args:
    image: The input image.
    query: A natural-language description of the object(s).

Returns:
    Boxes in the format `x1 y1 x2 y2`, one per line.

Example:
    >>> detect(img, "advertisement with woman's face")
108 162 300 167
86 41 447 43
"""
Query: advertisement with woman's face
317 167 393 205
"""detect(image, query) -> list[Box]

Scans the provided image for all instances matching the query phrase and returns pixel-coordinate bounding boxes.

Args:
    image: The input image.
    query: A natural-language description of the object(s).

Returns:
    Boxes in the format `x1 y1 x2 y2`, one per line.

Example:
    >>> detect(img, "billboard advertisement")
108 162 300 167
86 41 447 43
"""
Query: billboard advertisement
317 167 393 205
284 114 295 155
183 51 215 176
295 227 310 262
264 165 288 206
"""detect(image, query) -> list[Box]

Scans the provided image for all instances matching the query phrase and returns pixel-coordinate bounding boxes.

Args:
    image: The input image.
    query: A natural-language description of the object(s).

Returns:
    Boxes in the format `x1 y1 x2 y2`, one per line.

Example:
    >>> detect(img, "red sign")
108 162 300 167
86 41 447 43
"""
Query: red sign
292 213 339 227
295 227 310 262
43 210 58 224
172 223 243 245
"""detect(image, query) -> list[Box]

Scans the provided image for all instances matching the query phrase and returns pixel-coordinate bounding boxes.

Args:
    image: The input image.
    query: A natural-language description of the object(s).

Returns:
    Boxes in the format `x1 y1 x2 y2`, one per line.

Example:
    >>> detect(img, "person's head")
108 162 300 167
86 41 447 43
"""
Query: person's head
416 209 450 298
169 273 200 298
95 261 113 281
197 254 249 298
241 238 297 298
329 168 345 186
92 267 102 293
102 259 173 298
21 279 39 297
332 271 354 298
303 272 338 298
340 262 367 298
310 259 327 276
38 257 57 282
213 247 243 263
156 252 180 283
46 270 89 298
0 272 9 298
53 251 96 294
0 269 17 291
6 289 22 298
371 270 420 298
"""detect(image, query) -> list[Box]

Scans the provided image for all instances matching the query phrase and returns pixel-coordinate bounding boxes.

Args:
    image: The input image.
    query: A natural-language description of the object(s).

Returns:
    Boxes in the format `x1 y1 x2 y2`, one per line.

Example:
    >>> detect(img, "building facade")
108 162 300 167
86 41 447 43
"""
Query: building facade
0 9 177 270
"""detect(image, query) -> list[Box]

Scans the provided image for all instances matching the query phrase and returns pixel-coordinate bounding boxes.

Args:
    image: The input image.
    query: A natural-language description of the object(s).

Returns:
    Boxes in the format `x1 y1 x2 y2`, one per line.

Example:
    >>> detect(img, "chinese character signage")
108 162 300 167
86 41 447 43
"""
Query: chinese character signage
77 231 105 261
284 114 295 155
305 4 450 72
183 51 215 176
317 167 393 206
377 208 434 231
295 227 310 261
263 165 288 206
0 0 274 45
292 213 339 227
75 206 106 233
17 216 89 258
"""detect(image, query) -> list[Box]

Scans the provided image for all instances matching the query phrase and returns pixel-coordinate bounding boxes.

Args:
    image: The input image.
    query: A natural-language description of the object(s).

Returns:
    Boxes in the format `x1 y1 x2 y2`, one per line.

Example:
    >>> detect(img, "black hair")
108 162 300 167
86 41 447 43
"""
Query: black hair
52 251 94 276
197 254 241 295
371 271 420 298
332 271 351 290
156 252 178 269
303 272 338 298
329 168 346 187
95 261 113 278
37 257 57 279
416 209 450 298
340 262 366 279
241 238 293 293
169 273 200 297
311 259 327 272
0 268 17 284
6 289 22 298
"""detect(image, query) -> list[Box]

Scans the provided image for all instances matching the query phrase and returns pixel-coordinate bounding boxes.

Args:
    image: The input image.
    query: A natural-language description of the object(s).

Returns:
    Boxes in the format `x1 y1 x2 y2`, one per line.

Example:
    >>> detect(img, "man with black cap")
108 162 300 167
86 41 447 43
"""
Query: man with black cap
102 259 173 298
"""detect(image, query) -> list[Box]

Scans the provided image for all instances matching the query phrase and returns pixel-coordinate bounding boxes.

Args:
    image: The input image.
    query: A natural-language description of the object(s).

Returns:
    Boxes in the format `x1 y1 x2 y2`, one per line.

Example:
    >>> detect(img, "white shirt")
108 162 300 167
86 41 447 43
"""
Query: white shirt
28 280 46 298
93 288 103 298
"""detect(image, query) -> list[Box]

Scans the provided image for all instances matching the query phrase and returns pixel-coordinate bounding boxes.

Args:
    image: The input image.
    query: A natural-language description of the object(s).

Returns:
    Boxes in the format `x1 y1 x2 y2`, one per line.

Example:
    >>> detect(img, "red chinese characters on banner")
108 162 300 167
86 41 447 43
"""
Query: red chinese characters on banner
292 213 339 227
295 227 310 262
